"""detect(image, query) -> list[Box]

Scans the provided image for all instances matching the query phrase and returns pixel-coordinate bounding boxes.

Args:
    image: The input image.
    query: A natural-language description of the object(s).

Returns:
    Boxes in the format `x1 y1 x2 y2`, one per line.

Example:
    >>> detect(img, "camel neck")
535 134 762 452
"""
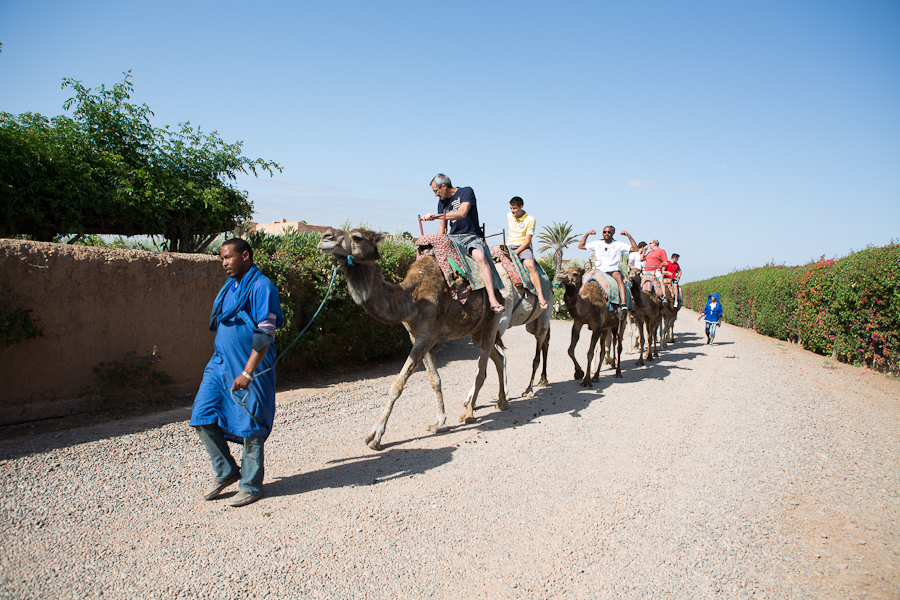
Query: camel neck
342 261 415 324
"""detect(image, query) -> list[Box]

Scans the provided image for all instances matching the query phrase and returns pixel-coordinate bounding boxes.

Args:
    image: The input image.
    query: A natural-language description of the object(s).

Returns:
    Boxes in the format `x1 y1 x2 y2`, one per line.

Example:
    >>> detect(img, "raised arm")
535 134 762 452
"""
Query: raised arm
578 230 596 250
620 230 639 252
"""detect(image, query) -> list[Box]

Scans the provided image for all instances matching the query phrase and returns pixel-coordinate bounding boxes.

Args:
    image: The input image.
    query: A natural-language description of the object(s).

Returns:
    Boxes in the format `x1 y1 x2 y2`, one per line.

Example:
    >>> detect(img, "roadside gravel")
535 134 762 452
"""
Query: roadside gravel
2 313 899 599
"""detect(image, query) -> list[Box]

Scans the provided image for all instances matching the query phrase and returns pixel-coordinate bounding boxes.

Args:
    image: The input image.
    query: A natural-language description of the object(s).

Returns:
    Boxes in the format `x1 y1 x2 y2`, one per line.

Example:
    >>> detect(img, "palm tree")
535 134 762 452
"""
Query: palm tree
537 221 580 273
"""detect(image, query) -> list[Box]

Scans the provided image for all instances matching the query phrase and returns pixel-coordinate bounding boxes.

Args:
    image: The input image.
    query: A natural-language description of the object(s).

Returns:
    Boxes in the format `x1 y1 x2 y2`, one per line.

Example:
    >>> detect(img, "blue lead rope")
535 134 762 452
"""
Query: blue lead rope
230 262 341 428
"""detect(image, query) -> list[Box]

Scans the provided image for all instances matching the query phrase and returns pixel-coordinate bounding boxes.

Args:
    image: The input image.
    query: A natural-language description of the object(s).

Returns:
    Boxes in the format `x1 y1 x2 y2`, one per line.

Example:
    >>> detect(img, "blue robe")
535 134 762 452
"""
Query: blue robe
190 266 284 441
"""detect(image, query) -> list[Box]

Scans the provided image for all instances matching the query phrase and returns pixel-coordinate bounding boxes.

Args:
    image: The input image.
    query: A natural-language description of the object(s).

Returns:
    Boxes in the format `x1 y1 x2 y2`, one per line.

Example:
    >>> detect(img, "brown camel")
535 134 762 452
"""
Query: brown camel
554 267 626 386
628 269 663 364
318 228 506 450
660 301 681 348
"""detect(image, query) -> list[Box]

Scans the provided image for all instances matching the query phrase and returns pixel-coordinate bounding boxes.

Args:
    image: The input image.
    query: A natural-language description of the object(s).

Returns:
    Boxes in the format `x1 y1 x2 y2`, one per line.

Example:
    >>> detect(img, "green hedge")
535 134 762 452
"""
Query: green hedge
248 230 416 371
683 244 900 374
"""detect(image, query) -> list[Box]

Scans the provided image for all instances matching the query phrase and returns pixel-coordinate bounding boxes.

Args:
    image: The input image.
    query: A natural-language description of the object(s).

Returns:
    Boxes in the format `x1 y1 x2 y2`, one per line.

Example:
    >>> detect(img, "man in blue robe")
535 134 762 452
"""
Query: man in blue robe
191 238 283 507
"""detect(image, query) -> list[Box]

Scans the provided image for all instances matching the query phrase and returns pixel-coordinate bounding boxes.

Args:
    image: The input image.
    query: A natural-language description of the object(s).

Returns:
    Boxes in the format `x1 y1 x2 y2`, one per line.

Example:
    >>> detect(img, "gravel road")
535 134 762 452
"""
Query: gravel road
2 312 899 599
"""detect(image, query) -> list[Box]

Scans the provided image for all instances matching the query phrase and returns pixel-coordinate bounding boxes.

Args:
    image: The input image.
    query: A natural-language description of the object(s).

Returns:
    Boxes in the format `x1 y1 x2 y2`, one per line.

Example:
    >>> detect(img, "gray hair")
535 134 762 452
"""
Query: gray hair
431 173 452 188
651 239 659 245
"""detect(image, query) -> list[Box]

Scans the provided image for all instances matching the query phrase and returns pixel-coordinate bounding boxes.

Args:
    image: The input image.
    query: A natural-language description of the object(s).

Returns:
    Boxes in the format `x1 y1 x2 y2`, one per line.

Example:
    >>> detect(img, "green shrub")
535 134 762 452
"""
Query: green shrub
683 243 900 374
249 230 416 370
0 293 43 348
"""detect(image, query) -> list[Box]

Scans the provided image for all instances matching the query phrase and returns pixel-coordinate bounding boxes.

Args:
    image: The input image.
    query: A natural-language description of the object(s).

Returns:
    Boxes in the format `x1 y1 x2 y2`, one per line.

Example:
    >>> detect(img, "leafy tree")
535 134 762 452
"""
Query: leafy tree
0 73 280 252
537 221 580 272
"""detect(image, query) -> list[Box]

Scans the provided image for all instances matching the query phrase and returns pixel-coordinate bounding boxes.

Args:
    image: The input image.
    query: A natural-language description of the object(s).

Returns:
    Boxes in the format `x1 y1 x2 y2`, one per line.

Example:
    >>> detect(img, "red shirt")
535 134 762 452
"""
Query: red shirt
643 248 668 270
664 262 681 279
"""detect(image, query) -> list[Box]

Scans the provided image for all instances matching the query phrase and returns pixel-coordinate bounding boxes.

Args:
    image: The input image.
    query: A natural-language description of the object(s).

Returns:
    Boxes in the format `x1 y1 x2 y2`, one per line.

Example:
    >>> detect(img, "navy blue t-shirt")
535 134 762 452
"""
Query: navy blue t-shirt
436 186 482 236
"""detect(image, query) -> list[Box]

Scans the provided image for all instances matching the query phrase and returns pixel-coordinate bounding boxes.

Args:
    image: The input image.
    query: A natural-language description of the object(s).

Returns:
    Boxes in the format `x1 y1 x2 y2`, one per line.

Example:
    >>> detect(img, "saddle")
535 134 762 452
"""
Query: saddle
415 234 503 304
489 246 552 302
581 268 633 311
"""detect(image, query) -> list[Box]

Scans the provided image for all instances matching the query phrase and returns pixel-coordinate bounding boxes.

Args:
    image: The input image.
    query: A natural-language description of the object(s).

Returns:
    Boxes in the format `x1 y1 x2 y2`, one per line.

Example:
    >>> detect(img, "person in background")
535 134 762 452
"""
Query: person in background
698 292 724 344
506 196 549 310
641 239 669 304
423 174 504 313
629 241 647 274
190 238 284 507
663 253 682 307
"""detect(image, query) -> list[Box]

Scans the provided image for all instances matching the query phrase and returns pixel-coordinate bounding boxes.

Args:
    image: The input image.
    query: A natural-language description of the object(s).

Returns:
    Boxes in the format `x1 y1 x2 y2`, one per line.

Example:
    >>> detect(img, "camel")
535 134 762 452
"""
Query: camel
660 301 681 348
628 270 664 364
554 267 626 386
318 228 506 450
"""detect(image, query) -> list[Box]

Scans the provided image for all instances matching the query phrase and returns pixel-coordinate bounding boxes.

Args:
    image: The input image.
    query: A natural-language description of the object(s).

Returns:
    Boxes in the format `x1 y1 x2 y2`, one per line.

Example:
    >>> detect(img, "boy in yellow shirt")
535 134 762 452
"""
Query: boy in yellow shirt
507 196 549 310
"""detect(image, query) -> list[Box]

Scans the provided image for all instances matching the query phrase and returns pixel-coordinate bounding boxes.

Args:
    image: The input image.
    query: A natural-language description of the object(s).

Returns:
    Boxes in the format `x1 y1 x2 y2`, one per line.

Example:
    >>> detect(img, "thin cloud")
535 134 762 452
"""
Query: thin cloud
628 180 664 189
628 180 696 191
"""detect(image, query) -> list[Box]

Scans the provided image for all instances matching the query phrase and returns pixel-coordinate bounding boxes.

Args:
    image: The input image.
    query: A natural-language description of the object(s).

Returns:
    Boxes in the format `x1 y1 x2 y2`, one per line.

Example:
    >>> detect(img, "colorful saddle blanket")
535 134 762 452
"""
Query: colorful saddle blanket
415 233 503 304
581 268 634 311
489 246 553 303
639 273 681 304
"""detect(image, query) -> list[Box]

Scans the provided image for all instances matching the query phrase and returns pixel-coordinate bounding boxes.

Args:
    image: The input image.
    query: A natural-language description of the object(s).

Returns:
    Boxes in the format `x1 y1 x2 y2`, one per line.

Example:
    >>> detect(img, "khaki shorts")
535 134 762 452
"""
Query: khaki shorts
508 244 535 262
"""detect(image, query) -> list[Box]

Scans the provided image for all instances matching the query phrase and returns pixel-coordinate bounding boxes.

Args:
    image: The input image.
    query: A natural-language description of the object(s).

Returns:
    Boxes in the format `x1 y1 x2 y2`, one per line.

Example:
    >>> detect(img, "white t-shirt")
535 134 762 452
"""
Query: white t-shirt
585 239 631 272
628 251 644 271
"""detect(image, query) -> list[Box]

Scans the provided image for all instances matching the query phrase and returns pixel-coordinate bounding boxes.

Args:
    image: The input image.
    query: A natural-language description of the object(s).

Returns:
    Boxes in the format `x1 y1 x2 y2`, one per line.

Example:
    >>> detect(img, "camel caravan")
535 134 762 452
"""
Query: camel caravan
316 174 682 450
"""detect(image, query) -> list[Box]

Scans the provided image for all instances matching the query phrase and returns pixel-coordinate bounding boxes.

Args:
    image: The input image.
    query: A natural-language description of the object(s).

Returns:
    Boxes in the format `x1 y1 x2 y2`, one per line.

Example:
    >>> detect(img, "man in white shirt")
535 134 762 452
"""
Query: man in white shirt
628 241 647 274
578 226 639 315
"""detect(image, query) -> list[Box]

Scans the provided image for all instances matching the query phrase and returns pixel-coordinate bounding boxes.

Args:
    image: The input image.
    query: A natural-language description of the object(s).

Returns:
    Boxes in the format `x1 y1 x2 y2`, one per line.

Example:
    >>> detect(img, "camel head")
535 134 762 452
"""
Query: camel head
553 266 585 289
318 228 387 265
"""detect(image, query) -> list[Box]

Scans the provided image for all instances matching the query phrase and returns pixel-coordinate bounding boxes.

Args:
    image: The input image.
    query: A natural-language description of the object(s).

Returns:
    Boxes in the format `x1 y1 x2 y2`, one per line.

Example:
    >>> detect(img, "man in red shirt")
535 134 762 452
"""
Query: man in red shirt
641 239 669 304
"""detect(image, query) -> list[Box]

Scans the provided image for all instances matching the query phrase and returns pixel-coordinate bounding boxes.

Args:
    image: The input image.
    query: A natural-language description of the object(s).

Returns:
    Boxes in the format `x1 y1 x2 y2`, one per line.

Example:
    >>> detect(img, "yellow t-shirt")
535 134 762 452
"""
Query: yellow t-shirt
507 212 536 246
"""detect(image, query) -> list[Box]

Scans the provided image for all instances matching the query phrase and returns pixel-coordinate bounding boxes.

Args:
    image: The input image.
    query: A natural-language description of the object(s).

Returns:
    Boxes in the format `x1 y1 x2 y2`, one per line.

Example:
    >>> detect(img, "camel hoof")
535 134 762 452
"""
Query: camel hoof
574 370 584 380
523 390 534 399
365 435 381 451
497 399 509 410
460 415 477 424
580 380 592 388
537 378 549 387
614 372 623 379
591 373 599 382
426 422 441 432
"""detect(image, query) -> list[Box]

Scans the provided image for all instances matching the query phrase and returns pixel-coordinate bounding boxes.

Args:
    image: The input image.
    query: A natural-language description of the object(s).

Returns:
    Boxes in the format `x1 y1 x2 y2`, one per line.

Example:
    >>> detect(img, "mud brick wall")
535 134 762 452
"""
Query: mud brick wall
0 240 225 424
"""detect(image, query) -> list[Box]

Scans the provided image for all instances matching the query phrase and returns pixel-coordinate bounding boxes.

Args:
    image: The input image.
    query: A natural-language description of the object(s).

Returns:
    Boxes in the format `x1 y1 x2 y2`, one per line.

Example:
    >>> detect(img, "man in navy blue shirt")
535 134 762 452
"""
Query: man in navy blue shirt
423 174 504 313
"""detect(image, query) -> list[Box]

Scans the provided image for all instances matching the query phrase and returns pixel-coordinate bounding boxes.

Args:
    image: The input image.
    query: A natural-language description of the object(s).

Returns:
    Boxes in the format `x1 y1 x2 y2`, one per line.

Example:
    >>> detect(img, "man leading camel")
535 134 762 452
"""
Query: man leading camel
507 196 549 310
191 238 284 507
578 226 638 317
423 174 504 313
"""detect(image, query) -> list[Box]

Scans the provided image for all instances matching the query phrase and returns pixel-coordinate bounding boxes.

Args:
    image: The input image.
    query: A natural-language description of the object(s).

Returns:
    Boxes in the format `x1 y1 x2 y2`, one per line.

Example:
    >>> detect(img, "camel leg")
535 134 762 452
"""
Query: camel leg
537 327 550 388
523 335 541 398
569 322 584 380
582 328 603 387
460 332 498 424
614 319 626 378
634 313 645 367
422 350 447 433
652 320 660 358
604 330 616 366
644 320 655 362
489 343 509 409
366 343 429 450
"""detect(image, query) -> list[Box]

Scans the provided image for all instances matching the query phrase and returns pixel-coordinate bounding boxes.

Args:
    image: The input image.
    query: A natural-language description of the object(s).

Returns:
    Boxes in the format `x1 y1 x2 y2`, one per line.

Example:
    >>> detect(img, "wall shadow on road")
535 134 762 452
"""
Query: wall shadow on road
264 446 457 499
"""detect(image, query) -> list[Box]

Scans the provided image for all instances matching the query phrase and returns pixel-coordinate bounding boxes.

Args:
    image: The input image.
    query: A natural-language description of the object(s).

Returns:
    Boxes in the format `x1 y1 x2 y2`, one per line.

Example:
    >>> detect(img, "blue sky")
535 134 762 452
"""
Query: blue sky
2 0 898 281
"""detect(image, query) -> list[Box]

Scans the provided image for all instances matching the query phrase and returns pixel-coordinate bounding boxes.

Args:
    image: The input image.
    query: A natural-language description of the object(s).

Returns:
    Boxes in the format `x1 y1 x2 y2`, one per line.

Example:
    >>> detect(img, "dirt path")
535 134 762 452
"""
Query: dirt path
2 312 898 599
